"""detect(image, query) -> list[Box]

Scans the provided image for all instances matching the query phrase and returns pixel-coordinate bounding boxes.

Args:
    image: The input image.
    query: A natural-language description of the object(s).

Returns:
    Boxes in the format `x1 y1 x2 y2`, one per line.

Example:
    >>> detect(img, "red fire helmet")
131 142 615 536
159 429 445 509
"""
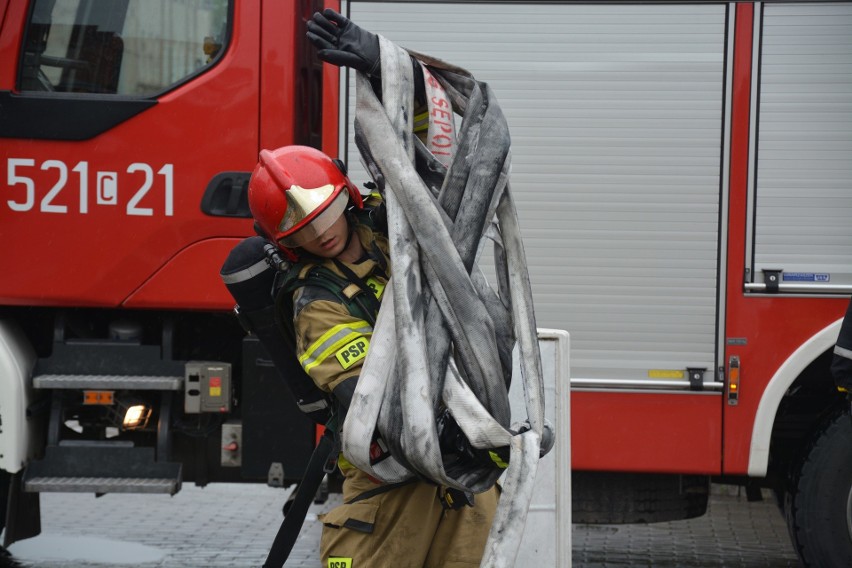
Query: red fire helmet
248 146 363 253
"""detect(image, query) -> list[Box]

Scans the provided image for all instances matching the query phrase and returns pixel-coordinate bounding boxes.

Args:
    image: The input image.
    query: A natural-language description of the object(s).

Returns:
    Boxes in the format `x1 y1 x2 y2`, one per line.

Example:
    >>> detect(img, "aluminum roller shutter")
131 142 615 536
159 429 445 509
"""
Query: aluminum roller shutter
753 2 852 292
343 2 726 386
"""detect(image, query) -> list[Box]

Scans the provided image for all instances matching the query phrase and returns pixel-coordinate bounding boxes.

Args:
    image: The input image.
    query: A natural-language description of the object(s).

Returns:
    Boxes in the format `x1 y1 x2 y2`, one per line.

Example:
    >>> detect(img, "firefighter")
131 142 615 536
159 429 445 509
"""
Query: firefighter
247 145 498 568
831 298 852 416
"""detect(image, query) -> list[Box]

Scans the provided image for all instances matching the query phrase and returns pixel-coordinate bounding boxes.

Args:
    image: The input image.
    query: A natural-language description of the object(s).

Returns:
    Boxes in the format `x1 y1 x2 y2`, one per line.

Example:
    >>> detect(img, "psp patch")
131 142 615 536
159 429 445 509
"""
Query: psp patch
328 558 352 568
335 336 370 369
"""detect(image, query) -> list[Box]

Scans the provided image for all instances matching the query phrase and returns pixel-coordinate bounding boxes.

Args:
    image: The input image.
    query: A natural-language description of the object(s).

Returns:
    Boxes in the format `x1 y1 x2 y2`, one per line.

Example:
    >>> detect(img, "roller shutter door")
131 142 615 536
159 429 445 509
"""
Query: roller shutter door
753 2 852 292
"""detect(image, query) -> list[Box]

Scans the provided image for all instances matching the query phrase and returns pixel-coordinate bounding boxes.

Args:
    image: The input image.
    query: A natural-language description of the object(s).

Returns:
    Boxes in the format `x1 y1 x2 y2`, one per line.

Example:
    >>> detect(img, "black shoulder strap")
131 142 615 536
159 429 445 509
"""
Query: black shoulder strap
331 259 382 325
263 429 338 568
277 264 379 327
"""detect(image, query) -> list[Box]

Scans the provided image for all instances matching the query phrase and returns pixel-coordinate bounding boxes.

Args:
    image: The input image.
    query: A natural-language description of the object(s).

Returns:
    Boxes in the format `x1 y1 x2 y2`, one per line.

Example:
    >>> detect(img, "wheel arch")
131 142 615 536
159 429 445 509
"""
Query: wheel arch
747 317 843 478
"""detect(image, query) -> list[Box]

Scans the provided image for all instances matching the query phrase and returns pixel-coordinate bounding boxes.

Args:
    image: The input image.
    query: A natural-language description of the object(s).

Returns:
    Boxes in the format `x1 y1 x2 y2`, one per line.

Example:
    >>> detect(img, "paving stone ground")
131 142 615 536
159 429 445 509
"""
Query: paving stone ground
572 487 800 567
4 484 800 567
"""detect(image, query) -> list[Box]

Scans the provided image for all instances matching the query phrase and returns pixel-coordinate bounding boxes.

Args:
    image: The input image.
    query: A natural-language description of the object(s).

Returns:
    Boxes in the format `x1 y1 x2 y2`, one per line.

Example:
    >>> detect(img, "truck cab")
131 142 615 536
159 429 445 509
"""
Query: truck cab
0 0 332 547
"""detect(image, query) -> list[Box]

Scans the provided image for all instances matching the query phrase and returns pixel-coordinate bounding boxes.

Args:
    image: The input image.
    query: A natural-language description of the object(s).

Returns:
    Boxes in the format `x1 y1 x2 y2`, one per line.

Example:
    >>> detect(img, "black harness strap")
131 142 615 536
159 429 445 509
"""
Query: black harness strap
344 478 417 505
263 429 338 568
332 258 383 325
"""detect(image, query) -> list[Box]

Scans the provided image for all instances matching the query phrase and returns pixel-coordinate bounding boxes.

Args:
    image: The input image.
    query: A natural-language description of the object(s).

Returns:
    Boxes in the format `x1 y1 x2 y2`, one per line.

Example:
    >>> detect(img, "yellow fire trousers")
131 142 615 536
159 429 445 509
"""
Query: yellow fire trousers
320 467 499 568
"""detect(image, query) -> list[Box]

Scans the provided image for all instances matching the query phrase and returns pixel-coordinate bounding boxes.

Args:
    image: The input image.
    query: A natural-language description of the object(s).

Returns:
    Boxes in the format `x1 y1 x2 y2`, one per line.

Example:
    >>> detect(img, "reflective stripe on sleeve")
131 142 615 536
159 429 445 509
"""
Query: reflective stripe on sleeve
299 320 373 375
413 109 429 133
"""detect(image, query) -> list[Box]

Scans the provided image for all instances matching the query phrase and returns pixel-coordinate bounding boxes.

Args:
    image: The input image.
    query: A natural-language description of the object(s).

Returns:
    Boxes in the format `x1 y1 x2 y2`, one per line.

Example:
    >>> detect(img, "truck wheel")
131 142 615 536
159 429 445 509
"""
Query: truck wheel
786 412 852 567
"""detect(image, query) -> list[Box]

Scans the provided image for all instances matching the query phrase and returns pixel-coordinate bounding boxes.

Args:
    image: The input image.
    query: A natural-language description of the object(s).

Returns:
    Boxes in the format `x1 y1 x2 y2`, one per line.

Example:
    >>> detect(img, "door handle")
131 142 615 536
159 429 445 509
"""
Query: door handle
201 171 252 218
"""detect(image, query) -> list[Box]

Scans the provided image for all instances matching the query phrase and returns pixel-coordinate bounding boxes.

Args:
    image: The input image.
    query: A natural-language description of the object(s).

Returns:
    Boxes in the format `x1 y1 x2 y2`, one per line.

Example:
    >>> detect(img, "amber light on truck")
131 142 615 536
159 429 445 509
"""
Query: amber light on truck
728 356 740 406
83 390 115 405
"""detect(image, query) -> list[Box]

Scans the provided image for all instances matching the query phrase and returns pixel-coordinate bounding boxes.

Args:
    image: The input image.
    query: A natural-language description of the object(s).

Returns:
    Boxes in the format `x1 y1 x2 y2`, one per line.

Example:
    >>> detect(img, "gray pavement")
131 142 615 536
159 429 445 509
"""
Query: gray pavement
6 483 325 568
573 487 800 567
4 484 800 567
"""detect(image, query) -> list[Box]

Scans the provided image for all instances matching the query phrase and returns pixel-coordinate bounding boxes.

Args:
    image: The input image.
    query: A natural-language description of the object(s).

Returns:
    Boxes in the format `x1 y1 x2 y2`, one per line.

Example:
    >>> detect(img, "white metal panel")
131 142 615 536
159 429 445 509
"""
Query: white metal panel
507 329 570 567
345 2 726 384
754 2 852 290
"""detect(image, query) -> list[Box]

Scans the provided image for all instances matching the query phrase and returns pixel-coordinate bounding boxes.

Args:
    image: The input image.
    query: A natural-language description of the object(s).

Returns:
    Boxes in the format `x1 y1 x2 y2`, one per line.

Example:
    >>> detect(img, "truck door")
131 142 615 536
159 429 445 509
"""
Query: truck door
0 0 260 309
721 1 852 478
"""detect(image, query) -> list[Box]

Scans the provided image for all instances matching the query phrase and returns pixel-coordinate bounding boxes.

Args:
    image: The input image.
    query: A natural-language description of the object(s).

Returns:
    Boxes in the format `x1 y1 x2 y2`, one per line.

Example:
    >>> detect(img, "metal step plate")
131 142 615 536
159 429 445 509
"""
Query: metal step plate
23 445 183 496
24 476 180 494
33 374 183 390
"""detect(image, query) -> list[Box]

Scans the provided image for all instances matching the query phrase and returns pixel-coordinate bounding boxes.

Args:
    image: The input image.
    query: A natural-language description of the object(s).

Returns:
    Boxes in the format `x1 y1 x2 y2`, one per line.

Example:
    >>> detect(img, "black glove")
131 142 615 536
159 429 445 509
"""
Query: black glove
306 9 380 76
436 408 509 471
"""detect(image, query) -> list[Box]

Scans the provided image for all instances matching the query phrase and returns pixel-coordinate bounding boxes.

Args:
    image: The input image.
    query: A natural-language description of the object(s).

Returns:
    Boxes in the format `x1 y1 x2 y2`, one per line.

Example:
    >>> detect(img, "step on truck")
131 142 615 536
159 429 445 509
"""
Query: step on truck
1 1 851 566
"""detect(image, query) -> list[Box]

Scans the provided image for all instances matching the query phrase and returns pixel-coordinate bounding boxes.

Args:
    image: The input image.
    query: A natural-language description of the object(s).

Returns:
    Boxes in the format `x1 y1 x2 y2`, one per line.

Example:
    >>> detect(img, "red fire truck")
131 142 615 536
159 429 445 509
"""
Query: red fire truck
1 1 850 566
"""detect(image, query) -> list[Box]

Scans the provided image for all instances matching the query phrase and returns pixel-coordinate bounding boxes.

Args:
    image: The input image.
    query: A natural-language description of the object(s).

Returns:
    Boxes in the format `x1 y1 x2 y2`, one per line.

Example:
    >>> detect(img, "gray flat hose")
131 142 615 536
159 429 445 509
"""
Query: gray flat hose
342 37 548 566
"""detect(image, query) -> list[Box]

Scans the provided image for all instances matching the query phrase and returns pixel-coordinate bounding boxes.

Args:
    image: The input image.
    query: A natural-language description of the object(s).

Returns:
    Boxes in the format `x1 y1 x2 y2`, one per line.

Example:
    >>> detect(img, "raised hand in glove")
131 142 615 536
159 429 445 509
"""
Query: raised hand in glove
306 9 381 76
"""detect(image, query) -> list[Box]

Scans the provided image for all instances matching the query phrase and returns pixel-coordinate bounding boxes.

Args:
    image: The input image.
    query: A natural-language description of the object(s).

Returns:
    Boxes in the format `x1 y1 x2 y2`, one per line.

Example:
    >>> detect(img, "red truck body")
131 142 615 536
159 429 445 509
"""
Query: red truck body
1 1 850 564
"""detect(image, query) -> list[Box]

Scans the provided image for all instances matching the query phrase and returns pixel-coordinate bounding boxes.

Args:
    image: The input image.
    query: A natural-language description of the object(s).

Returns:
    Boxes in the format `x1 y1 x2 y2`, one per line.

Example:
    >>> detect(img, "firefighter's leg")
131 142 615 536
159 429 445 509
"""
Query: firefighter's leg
320 470 444 568
424 485 499 568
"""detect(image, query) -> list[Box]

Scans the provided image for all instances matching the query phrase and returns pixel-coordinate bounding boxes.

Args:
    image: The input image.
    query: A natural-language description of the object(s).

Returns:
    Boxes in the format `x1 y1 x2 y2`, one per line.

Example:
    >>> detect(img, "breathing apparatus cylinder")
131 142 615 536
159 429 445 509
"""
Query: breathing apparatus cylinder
220 236 330 425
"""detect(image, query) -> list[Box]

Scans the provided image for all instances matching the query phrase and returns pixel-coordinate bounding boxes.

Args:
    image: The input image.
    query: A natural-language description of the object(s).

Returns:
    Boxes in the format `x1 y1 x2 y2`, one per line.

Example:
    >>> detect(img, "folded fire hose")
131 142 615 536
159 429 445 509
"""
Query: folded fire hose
339 37 552 567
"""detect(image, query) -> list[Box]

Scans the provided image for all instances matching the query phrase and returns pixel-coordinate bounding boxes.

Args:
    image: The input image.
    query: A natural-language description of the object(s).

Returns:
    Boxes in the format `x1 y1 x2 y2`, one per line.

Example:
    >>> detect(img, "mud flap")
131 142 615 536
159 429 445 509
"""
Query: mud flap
2 470 40 548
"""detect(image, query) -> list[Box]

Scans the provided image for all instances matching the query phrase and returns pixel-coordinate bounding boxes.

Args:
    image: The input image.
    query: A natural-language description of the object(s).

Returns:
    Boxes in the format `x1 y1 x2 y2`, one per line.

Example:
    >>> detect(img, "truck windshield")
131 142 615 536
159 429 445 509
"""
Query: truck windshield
19 0 230 96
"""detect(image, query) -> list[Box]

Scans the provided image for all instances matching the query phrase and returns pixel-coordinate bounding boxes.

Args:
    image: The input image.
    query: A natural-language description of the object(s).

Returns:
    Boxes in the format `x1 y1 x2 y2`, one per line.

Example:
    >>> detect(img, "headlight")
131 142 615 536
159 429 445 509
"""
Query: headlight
122 403 152 430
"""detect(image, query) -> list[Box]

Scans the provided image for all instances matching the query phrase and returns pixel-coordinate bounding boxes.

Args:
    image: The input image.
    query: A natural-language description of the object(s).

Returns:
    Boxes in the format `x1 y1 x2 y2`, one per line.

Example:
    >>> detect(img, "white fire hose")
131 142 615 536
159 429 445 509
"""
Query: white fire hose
341 37 550 567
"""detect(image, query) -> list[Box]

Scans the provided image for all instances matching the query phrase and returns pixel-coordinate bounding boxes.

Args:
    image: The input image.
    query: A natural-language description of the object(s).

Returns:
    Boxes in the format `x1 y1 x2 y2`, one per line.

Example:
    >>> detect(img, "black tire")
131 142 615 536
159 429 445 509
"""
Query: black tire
786 412 852 567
